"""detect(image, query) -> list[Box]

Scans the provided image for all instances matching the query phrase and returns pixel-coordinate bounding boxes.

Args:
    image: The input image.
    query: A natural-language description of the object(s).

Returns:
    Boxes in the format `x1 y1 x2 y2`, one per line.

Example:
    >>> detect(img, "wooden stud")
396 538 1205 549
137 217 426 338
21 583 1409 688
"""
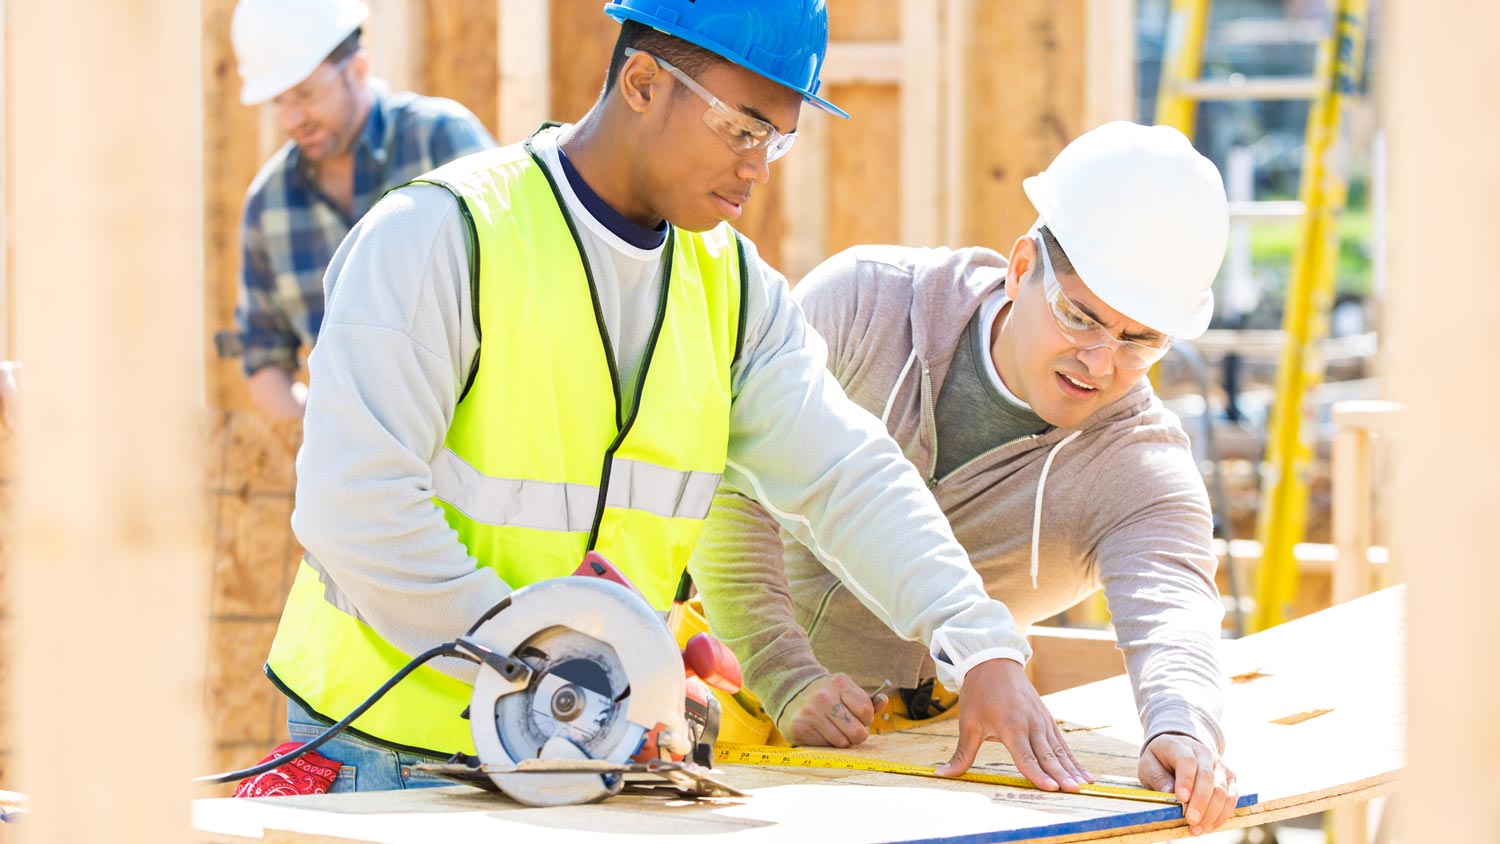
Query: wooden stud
10 2 207 842
424 0 501 137
1083 0 1136 130
822 42 903 86
366 0 422 94
204 0 270 414
546 0 618 126
498 0 551 144
1386 4 1500 841
942 0 971 246
900 1 941 247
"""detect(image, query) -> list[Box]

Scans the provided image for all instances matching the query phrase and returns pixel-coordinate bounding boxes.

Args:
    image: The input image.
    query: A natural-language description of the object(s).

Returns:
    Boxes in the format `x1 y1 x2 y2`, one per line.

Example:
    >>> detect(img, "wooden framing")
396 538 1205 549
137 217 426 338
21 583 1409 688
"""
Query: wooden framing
1386 4 1500 841
498 0 550 143
10 2 207 841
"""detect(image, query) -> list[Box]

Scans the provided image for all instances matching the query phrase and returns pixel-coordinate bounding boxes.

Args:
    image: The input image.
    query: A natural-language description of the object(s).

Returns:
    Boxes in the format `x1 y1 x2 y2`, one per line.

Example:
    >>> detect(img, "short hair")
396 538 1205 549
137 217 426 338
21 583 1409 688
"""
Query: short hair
1038 225 1078 278
325 27 363 66
601 20 728 101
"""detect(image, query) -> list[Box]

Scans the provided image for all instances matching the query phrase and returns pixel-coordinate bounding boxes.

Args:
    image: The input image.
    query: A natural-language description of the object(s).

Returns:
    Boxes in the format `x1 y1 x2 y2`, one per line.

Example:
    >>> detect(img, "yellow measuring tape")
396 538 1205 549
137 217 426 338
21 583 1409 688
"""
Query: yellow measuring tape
714 743 1179 805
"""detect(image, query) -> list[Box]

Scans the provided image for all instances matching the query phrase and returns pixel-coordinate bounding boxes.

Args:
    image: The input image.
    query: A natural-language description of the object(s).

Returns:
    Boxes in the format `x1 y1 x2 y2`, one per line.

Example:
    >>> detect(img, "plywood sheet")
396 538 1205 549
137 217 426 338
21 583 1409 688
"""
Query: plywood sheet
219 413 301 497
204 620 282 749
964 0 1086 248
825 83 901 255
191 588 1402 843
829 0 900 42
212 493 297 618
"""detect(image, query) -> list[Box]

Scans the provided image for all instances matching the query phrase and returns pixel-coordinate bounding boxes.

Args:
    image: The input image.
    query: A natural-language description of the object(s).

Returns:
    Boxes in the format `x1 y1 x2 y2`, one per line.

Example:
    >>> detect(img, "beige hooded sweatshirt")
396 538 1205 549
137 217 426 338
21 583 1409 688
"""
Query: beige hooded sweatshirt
689 244 1227 752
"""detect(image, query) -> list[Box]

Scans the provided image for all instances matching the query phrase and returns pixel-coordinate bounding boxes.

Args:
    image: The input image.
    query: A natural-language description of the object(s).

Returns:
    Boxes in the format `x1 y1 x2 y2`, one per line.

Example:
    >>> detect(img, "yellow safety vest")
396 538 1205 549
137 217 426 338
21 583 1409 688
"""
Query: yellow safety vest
265 137 746 756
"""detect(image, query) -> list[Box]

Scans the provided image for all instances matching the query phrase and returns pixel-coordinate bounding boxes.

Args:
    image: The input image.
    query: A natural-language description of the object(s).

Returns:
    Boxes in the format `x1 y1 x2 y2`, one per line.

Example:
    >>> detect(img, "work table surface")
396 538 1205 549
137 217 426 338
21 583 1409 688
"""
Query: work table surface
191 587 1402 844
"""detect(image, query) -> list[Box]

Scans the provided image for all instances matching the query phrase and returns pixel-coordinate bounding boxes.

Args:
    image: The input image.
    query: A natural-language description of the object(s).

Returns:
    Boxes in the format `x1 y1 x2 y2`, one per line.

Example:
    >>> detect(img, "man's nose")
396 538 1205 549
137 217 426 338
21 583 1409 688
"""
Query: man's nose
738 148 771 185
1078 345 1115 378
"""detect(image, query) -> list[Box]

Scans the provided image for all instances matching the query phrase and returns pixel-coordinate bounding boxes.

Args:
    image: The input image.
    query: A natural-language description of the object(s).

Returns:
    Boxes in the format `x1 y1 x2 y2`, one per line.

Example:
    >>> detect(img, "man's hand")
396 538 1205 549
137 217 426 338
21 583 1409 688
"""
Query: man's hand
246 367 307 420
1138 733 1237 836
935 657 1092 791
777 673 889 748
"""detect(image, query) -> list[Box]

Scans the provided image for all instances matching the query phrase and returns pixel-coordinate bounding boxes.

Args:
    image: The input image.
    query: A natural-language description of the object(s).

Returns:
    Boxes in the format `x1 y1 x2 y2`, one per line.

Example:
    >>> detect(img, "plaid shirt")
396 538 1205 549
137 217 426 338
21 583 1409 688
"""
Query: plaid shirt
235 80 494 375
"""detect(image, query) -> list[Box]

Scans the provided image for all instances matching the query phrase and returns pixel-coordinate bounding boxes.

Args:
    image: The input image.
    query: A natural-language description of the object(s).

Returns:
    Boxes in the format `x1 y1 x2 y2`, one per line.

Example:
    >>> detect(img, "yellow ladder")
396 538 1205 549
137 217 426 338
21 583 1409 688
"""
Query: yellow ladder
1155 0 1371 631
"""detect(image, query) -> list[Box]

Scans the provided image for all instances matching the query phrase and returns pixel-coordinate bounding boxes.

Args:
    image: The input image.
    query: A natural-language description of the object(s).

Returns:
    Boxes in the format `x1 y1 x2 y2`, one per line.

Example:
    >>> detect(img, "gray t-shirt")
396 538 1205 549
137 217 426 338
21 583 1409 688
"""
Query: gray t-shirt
934 297 1049 478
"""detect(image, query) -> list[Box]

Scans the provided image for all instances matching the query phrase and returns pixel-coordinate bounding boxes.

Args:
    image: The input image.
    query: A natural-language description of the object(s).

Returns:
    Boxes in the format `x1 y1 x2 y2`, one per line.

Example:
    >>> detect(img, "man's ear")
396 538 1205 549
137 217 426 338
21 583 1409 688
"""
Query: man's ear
619 51 661 114
348 49 372 83
1005 235 1037 303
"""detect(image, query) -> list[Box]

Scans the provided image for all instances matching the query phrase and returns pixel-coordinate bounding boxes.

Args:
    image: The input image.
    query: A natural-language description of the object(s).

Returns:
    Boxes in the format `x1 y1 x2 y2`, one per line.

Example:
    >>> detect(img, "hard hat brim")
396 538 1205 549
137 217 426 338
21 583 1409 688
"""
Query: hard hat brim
237 3 368 106
604 6 850 119
1024 172 1216 340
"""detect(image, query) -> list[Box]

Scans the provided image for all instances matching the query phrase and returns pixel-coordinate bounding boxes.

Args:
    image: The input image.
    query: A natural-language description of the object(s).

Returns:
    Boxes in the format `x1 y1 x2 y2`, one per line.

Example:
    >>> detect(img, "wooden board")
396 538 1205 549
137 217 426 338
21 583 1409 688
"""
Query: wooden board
190 587 1402 843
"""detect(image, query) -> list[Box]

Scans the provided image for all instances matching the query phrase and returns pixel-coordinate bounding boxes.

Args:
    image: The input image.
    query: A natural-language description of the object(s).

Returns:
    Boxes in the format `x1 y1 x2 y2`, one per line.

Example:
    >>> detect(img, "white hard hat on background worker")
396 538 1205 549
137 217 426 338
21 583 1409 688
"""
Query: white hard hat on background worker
1023 120 1229 339
232 0 369 105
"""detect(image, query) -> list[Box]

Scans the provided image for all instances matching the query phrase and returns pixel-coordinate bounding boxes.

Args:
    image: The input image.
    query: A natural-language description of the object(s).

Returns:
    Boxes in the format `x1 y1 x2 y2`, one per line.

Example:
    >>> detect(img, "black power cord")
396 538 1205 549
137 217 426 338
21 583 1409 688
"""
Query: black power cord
195 642 466 786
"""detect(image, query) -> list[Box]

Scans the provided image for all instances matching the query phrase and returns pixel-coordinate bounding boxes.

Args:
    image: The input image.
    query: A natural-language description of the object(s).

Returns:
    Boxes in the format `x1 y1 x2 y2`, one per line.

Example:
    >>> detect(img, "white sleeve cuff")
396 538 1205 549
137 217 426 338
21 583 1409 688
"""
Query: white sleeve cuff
931 644 1028 692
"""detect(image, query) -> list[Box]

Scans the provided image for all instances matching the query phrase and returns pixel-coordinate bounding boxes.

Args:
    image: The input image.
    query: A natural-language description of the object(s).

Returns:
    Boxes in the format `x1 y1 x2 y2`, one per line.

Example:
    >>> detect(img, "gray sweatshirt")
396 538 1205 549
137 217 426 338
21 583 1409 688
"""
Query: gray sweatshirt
690 244 1227 752
291 128 1031 693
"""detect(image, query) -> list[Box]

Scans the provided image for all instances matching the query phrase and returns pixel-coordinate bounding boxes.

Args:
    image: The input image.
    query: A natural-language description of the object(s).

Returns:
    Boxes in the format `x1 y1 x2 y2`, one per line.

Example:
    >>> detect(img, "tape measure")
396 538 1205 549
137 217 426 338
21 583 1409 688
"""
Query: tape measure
714 743 1179 805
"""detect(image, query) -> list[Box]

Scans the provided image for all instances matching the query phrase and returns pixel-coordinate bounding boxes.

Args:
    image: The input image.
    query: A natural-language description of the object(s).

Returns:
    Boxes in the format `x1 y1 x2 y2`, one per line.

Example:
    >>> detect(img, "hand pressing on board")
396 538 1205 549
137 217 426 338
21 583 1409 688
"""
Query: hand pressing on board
935 657 1093 791
1139 732 1238 836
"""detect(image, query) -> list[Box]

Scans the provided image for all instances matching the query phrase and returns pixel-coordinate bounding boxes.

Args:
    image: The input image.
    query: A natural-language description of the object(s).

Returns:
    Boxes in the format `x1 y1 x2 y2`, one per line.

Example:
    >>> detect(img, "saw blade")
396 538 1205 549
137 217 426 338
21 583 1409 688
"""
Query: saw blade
493 627 632 763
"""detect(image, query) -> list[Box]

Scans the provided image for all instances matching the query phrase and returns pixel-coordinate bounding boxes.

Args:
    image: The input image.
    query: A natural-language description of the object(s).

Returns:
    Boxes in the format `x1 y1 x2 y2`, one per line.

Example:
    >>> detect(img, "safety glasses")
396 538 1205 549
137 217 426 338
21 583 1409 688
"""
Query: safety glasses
1034 236 1172 370
625 48 798 163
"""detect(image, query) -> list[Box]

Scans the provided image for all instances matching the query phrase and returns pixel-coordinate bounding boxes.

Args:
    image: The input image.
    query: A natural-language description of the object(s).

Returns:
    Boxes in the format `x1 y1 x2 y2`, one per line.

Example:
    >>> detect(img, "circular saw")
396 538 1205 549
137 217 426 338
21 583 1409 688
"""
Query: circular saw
422 553 745 806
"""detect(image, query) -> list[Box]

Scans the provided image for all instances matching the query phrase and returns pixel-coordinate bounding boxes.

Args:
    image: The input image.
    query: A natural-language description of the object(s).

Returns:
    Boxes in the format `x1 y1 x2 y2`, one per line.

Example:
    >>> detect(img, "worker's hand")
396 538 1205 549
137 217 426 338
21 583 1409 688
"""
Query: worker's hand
935 657 1092 790
1138 733 1238 836
778 673 888 748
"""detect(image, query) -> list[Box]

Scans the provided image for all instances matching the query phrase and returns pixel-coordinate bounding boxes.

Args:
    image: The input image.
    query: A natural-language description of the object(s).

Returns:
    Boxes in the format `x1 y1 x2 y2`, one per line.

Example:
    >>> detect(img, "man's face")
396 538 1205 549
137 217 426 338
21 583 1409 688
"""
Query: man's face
271 54 368 163
997 237 1164 429
634 58 803 232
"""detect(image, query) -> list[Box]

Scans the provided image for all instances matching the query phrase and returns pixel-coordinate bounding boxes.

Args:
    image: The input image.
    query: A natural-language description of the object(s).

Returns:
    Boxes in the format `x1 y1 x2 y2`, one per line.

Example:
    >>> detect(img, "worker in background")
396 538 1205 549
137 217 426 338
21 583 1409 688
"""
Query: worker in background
229 0 493 419
690 122 1239 836
267 0 1090 795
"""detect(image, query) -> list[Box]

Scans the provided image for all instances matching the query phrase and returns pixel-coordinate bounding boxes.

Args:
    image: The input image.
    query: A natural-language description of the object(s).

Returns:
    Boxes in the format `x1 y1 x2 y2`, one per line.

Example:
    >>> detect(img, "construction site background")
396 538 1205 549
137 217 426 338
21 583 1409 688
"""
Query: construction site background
0 0 1404 831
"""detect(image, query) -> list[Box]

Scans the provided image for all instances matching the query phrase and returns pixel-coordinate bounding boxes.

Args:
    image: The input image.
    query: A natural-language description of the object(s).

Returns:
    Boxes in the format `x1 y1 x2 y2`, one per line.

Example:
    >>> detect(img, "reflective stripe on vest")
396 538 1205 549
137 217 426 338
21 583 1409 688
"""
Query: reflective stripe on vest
432 449 721 530
267 136 744 756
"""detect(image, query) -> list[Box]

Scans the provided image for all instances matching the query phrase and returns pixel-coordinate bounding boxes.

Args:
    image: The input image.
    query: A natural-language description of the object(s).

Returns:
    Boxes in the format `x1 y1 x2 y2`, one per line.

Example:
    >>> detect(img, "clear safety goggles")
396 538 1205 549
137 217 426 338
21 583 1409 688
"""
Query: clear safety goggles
1034 235 1173 370
625 48 798 163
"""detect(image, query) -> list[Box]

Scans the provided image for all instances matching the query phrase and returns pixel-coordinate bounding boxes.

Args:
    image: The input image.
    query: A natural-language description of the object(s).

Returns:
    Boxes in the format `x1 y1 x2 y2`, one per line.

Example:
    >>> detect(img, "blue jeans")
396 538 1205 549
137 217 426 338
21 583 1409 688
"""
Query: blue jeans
285 698 452 793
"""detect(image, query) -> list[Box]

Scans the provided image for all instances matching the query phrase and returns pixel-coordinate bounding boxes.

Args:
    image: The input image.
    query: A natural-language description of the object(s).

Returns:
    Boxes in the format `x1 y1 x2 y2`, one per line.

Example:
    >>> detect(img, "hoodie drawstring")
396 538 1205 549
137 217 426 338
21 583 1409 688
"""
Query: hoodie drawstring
1031 429 1082 589
881 349 919 427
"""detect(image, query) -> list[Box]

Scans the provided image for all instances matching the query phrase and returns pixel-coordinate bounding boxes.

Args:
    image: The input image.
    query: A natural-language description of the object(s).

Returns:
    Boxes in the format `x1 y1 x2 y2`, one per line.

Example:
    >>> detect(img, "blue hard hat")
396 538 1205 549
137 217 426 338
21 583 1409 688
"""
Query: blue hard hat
603 0 849 119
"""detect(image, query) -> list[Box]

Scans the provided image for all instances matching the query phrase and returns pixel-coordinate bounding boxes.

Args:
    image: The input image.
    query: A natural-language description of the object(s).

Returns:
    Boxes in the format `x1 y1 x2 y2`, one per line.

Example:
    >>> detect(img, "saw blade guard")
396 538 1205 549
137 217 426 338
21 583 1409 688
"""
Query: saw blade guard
467 576 690 805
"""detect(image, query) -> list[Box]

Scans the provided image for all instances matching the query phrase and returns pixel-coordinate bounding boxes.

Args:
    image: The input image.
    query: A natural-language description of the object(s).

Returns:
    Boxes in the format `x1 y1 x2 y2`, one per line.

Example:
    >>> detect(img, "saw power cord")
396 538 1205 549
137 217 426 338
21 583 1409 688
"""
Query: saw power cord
194 642 466 786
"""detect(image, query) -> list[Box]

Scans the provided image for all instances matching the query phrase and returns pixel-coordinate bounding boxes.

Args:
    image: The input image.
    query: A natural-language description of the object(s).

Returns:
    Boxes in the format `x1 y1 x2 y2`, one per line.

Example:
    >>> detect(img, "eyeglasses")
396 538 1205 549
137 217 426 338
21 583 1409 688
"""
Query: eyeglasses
1034 236 1172 370
271 56 353 110
624 48 798 163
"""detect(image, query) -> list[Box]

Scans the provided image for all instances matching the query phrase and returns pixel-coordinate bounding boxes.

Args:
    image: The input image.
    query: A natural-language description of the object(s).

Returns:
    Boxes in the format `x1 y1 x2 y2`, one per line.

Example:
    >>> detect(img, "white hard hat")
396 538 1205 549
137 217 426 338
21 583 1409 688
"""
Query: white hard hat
232 0 369 105
1022 121 1228 339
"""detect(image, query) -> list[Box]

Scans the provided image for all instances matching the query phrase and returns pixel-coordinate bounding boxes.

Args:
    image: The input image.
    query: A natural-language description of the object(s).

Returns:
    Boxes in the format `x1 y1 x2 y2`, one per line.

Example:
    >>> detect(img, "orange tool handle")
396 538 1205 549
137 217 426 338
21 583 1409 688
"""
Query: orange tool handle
682 632 743 694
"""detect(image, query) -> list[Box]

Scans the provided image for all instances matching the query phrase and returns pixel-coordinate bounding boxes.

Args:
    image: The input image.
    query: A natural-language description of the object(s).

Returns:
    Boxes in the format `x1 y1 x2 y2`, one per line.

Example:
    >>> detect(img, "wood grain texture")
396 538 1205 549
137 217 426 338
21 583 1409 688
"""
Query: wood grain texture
825 83 901 255
190 588 1403 843
1385 2 1500 839
423 0 500 136
547 0 617 129
965 0 1086 248
11 2 208 841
